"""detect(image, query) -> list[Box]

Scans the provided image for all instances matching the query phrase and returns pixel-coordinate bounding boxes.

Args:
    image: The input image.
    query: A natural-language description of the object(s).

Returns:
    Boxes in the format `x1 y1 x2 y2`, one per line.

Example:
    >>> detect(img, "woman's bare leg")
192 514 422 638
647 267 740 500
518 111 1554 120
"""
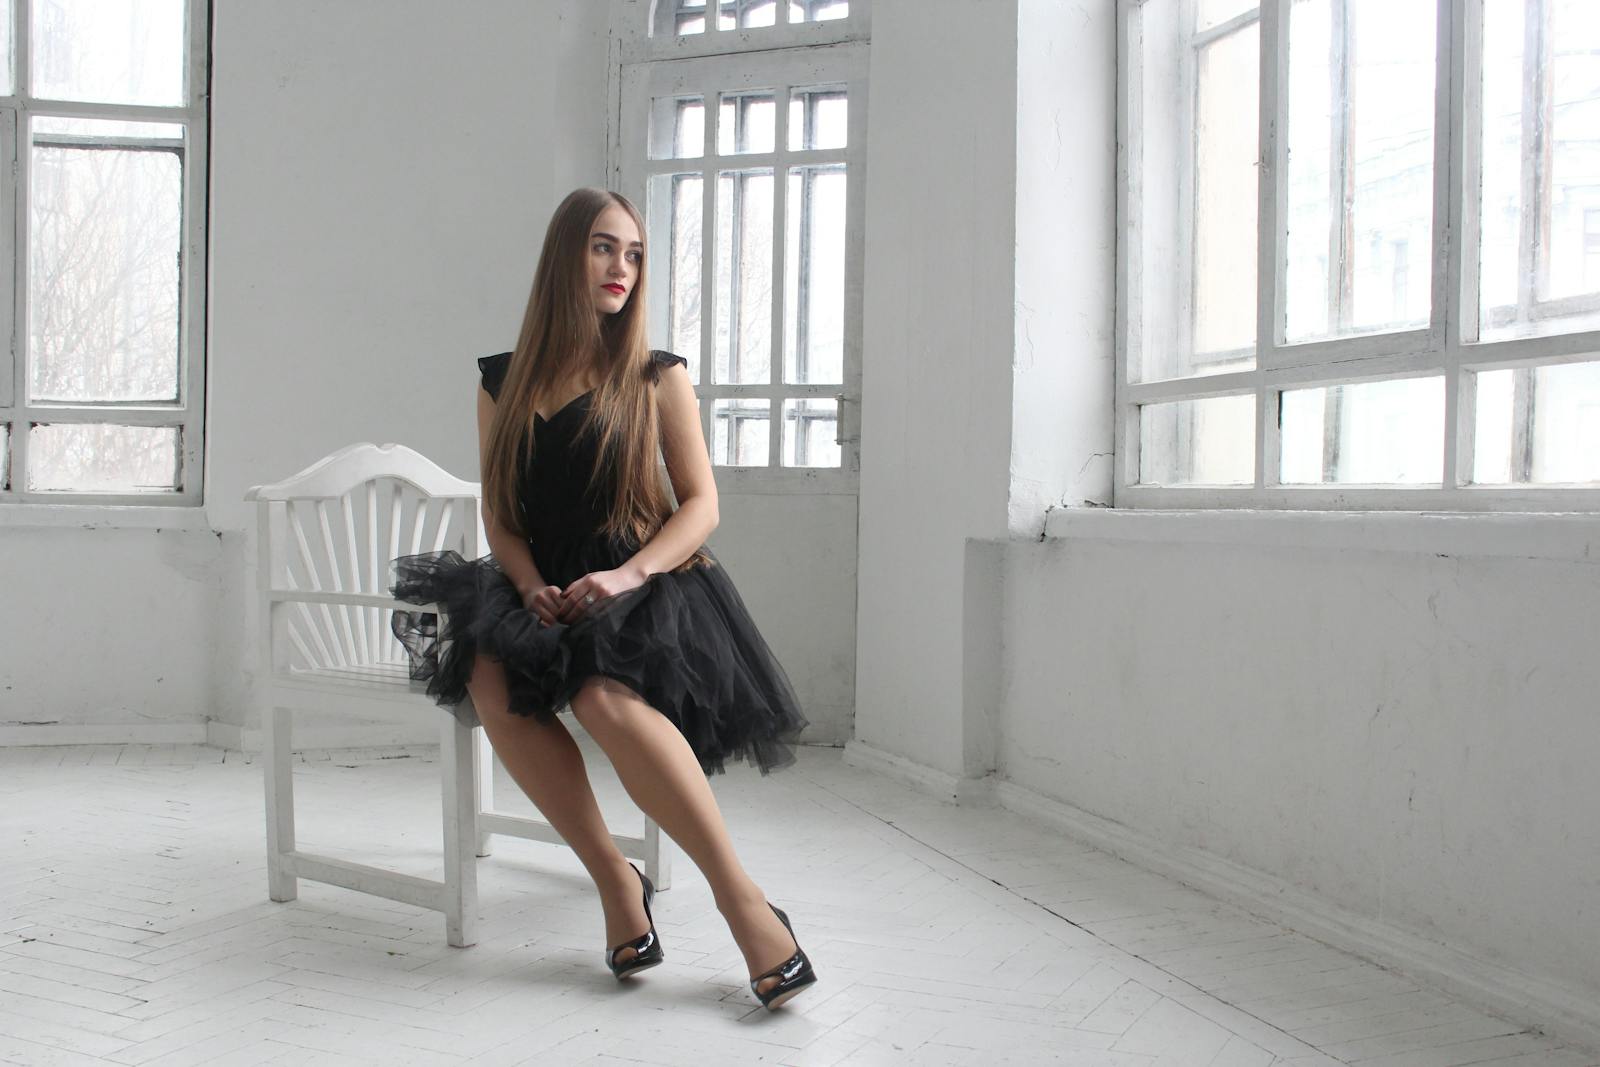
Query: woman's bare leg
569 677 801 996
466 655 652 961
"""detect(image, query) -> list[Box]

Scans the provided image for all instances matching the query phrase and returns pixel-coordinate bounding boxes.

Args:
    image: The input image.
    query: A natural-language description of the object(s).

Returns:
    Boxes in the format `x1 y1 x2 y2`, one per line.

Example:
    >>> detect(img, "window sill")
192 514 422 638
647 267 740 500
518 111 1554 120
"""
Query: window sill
1040 507 1600 563
0 503 214 532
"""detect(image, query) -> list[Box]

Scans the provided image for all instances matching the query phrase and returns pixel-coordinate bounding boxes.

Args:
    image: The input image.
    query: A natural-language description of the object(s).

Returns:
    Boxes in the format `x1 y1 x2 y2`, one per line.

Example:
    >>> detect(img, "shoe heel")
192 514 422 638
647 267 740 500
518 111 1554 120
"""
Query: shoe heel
607 862 664 980
749 903 818 1010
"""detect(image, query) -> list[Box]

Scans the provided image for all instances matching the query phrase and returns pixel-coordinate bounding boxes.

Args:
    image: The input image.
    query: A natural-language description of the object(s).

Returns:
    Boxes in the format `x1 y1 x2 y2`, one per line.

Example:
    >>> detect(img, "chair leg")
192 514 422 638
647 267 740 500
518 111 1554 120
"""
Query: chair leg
643 817 671 891
262 705 298 903
441 714 479 948
474 727 494 858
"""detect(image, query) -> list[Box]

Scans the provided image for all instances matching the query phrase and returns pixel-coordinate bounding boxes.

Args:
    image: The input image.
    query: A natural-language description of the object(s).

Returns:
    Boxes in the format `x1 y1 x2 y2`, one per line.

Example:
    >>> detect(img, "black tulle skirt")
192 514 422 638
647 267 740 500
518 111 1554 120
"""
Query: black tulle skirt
388 537 809 777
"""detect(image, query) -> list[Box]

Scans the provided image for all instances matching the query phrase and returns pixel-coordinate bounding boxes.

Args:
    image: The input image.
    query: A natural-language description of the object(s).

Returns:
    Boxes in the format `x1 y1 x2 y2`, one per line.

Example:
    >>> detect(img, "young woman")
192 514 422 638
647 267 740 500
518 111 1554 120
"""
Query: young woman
389 187 817 1010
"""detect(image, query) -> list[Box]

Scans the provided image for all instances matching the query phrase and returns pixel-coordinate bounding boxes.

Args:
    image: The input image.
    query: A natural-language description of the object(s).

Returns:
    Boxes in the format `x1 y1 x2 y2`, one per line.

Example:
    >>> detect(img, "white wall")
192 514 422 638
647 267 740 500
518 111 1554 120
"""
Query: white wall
0 526 219 740
1 1 612 740
201 0 614 736
855 0 1022 776
999 511 1600 1027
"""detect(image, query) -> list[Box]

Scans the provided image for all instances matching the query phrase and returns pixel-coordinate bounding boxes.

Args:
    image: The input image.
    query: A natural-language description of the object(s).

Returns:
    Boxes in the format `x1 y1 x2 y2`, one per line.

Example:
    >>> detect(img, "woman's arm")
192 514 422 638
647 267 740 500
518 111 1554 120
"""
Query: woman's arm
553 362 718 621
477 384 550 605
623 360 718 578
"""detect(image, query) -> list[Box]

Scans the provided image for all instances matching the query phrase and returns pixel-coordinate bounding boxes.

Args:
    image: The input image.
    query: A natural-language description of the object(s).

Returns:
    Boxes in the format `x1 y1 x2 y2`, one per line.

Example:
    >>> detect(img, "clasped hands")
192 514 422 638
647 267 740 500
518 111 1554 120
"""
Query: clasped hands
520 562 648 626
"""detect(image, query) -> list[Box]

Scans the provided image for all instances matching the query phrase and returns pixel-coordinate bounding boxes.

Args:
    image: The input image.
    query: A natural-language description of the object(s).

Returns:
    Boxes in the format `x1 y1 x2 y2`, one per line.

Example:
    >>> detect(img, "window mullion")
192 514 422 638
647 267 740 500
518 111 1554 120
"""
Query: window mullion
1439 0 1464 488
1329 0 1353 334
769 80 790 469
1515 0 1545 317
1258 0 1291 487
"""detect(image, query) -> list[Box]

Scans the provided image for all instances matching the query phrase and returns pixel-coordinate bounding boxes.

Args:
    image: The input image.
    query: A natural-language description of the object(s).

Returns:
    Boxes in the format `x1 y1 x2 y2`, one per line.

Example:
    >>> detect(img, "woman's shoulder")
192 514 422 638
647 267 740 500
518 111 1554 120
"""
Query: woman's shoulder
477 350 513 399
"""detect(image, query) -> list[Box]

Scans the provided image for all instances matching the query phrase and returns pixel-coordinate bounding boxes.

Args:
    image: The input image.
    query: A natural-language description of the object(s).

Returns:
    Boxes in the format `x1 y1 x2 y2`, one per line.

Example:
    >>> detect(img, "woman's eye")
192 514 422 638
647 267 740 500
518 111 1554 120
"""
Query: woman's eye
627 252 642 263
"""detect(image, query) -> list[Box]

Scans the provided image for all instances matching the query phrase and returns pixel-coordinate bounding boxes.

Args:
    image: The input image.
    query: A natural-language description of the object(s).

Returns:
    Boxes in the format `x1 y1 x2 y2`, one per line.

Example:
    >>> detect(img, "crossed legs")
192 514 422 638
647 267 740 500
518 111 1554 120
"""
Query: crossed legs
466 654 799 994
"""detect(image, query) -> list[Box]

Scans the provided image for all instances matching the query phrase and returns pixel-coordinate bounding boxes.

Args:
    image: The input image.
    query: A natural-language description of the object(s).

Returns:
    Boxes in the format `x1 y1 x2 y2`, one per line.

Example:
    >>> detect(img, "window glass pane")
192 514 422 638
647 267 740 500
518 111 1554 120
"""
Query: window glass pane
782 398 839 467
0 423 9 491
30 116 182 403
1198 0 1257 31
32 0 185 106
1478 0 1526 326
790 0 848 22
1280 376 1443 483
1194 22 1260 361
33 116 183 139
1473 361 1600 483
674 0 707 35
1477 0 1600 341
714 169 773 384
718 91 775 155
711 398 770 465
784 165 845 384
1138 394 1255 485
736 0 777 27
648 95 703 160
28 423 180 492
1285 0 1435 343
788 87 847 150
1133 0 1259 383
0 0 11 96
648 173 703 382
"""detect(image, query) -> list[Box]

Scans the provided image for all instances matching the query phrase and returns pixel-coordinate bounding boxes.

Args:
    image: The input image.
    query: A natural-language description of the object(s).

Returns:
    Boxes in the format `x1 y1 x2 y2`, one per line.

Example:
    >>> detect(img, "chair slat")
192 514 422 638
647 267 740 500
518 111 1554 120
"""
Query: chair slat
289 504 349 668
385 481 404 663
432 499 456 553
340 493 371 664
318 499 360 665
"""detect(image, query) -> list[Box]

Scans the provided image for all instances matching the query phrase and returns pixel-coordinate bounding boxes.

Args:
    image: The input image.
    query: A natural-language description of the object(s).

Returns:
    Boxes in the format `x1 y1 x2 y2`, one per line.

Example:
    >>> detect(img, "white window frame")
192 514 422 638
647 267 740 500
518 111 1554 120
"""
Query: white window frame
1116 0 1600 511
0 0 209 523
610 0 867 494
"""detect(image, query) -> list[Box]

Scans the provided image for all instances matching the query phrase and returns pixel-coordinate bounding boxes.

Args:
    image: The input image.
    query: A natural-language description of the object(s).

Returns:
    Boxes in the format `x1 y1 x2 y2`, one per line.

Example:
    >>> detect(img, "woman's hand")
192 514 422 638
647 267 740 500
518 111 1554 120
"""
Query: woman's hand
556 563 649 623
520 583 564 626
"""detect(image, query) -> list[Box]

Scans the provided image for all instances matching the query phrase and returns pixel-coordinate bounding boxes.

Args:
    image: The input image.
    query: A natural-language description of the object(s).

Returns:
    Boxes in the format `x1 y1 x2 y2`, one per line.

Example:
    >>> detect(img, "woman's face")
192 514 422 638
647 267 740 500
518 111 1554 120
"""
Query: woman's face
588 203 643 317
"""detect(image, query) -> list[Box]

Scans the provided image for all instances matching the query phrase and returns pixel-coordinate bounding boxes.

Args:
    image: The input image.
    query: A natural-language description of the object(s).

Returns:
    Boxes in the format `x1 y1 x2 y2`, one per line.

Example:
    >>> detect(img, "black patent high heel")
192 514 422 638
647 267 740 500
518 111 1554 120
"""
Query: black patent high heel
749 903 817 1010
606 862 664 980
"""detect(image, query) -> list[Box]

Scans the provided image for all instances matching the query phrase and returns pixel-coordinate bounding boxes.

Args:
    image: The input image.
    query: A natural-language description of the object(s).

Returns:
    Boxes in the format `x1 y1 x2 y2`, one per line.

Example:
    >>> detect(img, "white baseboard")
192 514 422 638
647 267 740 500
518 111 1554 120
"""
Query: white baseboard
842 738 1600 1057
841 738 1001 807
0 722 208 746
207 718 439 753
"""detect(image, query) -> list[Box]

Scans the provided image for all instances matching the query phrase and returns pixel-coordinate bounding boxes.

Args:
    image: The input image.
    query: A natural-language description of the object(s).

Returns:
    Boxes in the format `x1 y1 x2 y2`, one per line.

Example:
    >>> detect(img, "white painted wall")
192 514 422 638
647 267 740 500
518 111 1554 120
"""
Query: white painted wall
999 510 1600 1020
1012 0 1116 532
0 526 219 740
855 0 1021 777
202 0 614 737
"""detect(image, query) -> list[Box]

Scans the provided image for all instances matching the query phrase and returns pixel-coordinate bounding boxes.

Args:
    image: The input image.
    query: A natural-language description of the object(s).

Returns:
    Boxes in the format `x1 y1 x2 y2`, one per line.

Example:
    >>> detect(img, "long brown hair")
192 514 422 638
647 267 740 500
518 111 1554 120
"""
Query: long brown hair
482 187 710 571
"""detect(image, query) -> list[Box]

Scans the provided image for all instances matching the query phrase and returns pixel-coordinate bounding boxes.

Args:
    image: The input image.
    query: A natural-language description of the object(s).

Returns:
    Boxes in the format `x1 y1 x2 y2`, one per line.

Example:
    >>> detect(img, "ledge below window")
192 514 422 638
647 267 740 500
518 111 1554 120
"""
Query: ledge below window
0 503 215 532
1039 507 1600 564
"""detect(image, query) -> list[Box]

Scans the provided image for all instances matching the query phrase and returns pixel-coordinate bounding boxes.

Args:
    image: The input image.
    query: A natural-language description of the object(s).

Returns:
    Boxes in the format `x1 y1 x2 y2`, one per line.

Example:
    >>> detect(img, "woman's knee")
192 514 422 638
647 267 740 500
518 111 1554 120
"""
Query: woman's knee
569 676 639 731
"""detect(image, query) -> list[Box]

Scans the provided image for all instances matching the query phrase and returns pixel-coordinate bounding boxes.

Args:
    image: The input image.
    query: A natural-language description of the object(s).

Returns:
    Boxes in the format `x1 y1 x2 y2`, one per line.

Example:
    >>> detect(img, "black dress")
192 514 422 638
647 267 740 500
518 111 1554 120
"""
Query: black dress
388 349 809 777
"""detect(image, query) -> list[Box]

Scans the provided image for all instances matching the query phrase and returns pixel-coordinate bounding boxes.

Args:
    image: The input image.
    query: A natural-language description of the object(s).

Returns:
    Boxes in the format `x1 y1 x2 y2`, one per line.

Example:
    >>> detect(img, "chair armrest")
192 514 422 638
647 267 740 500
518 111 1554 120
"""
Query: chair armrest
266 590 444 612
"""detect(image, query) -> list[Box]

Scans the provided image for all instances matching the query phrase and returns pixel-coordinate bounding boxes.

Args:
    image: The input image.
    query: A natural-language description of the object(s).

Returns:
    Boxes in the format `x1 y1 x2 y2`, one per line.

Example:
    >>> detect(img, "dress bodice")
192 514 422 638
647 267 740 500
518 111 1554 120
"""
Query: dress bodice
476 349 687 583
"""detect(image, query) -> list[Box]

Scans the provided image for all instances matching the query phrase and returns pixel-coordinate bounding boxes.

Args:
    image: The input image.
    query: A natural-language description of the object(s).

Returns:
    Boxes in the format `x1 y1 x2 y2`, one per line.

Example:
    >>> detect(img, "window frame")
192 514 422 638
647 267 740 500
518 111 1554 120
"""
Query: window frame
0 0 210 519
1116 0 1600 511
612 0 868 493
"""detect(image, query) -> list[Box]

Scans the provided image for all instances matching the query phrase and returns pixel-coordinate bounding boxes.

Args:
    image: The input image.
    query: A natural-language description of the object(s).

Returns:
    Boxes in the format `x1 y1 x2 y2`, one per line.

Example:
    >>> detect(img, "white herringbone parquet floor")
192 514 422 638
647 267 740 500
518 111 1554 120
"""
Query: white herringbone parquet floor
1 738 1594 1067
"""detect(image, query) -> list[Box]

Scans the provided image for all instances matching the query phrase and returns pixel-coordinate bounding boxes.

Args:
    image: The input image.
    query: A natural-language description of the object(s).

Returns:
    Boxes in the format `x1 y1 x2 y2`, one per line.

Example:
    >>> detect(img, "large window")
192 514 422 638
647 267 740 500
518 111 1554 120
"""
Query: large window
0 0 208 509
620 0 866 486
1120 0 1600 509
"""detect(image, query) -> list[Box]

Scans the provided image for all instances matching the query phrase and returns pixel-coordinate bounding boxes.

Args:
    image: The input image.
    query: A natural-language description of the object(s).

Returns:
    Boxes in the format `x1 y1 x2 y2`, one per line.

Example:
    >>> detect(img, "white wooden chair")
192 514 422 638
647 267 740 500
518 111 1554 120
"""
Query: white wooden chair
245 441 671 948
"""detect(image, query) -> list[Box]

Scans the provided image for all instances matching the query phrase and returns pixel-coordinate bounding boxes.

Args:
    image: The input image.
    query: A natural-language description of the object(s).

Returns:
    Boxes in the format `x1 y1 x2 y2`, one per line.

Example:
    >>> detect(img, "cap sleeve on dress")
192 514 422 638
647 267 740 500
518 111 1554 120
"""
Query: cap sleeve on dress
648 349 688 382
477 351 512 400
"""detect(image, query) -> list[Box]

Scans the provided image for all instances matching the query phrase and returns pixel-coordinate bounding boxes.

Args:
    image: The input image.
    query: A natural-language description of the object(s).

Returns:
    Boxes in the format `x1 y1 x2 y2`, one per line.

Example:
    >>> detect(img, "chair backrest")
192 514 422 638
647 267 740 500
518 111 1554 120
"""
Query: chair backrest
247 442 483 676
